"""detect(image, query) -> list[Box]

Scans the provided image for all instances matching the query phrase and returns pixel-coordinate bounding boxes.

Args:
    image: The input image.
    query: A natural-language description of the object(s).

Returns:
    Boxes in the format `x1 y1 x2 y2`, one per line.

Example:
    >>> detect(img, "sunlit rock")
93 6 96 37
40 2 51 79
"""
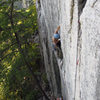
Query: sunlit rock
36 0 100 100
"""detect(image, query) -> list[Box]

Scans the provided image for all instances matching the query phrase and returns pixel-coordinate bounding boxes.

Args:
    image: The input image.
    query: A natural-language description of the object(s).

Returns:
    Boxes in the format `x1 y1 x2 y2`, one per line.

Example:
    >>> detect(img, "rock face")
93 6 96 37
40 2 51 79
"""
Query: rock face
36 0 100 100
15 0 33 9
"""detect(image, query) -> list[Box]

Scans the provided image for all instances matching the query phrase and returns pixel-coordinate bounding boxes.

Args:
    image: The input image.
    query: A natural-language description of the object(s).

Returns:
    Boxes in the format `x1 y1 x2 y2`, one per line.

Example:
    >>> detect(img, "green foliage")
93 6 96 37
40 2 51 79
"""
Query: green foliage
0 0 43 100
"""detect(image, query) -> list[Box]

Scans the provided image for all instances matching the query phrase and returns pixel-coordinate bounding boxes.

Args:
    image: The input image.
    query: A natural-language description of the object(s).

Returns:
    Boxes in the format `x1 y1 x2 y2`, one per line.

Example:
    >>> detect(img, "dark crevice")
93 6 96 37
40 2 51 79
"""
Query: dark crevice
78 0 87 15
70 0 75 26
36 0 41 11
45 39 51 65
74 0 87 99
53 52 62 97
69 0 75 33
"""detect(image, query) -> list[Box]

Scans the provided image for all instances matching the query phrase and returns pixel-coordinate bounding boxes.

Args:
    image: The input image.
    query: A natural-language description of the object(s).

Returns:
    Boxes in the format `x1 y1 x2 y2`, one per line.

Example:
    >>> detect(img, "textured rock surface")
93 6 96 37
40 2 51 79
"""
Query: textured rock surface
36 0 100 100
15 0 32 9
80 1 100 100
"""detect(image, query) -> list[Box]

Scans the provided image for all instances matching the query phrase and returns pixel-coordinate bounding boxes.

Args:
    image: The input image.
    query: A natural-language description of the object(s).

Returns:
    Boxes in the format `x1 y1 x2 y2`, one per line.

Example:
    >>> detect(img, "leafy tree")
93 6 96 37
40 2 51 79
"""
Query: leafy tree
0 0 49 100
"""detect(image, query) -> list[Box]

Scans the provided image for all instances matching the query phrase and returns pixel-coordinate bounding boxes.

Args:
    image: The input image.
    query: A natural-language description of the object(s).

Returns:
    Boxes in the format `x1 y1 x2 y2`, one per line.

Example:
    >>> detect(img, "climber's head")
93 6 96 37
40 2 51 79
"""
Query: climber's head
54 33 60 39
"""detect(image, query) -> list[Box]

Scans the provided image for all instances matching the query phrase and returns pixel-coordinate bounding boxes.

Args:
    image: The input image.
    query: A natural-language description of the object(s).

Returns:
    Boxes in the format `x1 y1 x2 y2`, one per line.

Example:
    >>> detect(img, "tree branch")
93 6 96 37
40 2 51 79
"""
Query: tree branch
9 1 50 100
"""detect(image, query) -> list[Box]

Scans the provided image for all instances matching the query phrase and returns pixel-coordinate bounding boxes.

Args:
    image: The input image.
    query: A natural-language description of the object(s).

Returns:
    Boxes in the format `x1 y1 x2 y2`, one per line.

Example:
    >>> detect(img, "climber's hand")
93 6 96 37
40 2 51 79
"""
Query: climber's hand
55 26 60 33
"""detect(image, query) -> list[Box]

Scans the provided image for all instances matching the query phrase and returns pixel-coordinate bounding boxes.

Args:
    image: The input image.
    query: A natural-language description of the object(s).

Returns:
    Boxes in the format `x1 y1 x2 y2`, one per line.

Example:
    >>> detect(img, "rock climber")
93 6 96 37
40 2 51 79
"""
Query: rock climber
52 26 61 50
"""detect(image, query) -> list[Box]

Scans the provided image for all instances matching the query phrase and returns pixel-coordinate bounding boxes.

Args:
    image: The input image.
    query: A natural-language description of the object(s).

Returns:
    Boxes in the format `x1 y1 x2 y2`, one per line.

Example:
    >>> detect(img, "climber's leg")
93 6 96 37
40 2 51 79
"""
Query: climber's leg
56 40 61 50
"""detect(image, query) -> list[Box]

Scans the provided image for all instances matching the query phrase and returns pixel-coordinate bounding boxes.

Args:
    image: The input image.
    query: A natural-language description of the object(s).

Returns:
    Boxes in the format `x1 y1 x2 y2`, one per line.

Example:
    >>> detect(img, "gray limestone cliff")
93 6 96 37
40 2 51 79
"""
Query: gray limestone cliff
36 0 100 100
14 0 33 9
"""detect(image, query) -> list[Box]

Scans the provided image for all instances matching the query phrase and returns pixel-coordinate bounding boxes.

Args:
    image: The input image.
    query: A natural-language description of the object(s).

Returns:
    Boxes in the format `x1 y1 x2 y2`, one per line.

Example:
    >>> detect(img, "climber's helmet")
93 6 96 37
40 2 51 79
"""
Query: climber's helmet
54 33 60 39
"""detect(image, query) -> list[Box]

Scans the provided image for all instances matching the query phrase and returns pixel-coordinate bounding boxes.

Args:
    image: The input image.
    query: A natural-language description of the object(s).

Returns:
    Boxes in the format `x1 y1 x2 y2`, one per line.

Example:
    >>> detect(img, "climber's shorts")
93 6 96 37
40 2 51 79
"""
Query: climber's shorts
56 40 61 49
52 40 61 51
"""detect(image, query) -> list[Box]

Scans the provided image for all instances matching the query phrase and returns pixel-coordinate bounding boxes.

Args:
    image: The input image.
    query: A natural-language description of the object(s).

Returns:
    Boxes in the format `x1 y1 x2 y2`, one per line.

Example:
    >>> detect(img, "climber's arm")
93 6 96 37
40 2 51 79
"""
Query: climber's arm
55 26 60 33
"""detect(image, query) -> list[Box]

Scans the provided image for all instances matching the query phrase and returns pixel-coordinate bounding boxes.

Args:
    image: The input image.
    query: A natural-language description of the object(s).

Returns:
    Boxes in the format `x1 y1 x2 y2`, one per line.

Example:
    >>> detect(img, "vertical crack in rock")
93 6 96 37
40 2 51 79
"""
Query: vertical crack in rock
96 61 100 100
36 0 62 98
92 0 98 7
78 0 87 15
69 0 75 33
52 53 62 97
74 0 87 100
